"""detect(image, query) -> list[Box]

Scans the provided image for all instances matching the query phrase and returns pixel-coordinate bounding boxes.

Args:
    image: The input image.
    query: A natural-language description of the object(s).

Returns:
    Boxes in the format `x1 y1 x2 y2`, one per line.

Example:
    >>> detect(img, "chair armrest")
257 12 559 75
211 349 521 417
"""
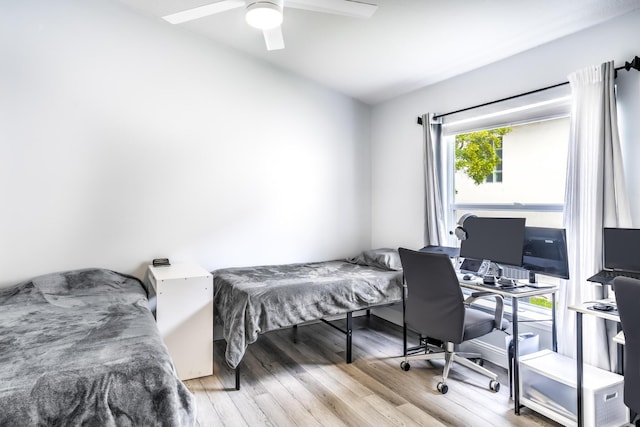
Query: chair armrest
464 292 506 330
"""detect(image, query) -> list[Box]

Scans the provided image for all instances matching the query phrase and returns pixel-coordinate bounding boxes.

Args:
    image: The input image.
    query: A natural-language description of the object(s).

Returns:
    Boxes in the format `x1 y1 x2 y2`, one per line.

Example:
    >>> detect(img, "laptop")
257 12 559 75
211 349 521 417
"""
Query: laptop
587 228 640 285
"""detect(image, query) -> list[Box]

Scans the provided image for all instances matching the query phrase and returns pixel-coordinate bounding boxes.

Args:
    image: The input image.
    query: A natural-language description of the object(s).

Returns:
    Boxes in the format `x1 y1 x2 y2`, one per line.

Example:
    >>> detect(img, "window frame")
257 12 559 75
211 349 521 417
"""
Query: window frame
485 140 502 183
438 95 571 313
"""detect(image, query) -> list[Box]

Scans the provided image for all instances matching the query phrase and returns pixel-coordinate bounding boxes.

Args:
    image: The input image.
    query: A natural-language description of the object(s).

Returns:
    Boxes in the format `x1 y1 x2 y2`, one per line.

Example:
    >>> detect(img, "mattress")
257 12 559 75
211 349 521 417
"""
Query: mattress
0 268 195 426
214 250 404 369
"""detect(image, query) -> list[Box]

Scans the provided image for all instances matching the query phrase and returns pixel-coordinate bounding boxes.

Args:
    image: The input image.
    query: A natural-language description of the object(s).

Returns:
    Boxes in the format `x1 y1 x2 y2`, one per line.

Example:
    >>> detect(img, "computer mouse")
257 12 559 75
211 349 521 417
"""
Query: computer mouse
463 274 473 281
592 303 615 311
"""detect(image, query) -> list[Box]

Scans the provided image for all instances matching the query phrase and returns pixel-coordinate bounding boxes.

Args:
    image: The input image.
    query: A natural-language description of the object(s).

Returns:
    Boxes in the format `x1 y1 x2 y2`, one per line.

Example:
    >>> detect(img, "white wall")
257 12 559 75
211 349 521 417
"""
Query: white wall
0 0 372 287
371 10 640 249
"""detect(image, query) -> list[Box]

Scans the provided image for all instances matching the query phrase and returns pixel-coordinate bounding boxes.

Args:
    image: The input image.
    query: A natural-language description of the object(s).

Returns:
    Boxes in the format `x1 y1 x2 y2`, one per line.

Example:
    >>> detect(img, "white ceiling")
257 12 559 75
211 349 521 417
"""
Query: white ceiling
115 0 640 104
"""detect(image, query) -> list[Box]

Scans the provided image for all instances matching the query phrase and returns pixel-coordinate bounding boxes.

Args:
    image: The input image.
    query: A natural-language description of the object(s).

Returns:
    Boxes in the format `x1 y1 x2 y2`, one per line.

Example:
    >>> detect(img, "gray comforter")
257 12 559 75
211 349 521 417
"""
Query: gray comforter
0 268 196 426
214 258 403 369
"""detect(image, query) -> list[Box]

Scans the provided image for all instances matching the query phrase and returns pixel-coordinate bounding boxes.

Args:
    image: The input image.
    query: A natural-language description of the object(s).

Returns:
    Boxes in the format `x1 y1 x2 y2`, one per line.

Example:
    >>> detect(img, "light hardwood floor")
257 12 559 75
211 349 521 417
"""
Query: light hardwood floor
184 315 561 426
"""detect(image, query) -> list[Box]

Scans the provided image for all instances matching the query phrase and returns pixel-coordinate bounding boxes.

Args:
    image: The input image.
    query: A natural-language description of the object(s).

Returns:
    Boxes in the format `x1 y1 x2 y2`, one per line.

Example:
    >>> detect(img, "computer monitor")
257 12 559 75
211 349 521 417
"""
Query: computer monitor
604 228 640 272
522 227 569 280
459 217 526 267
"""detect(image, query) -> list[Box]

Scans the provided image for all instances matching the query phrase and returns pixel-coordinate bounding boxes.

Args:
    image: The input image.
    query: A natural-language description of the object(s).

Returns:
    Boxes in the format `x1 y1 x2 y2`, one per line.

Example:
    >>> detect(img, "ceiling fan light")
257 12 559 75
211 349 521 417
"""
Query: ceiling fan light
245 1 283 30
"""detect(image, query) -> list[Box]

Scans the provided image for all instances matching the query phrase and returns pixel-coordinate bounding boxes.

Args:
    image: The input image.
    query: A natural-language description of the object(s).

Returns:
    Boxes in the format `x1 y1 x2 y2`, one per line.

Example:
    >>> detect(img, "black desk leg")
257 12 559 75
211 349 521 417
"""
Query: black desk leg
576 312 583 427
513 297 521 415
403 286 407 358
552 293 557 352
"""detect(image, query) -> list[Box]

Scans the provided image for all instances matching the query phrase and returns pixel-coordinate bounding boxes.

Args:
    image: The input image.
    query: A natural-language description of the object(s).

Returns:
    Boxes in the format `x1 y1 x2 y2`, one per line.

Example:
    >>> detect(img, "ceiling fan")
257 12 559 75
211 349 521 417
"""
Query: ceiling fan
162 0 378 51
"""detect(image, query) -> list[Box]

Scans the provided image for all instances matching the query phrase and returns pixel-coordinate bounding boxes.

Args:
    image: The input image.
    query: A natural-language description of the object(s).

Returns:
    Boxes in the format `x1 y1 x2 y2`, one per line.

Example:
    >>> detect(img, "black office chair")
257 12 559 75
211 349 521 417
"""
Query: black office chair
613 276 640 424
398 247 509 394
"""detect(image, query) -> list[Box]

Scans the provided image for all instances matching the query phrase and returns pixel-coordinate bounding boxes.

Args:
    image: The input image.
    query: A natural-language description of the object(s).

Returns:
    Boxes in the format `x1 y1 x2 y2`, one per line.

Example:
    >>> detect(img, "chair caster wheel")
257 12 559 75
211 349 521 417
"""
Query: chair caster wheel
400 361 410 371
437 382 448 394
489 380 500 392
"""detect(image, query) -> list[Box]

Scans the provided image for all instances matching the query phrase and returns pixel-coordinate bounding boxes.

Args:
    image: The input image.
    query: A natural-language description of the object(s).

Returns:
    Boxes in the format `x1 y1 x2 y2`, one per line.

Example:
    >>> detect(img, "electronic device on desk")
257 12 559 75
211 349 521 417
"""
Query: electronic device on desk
483 274 497 285
590 302 616 312
497 277 517 288
460 257 502 278
459 216 526 286
521 227 569 286
420 245 460 258
482 275 521 289
587 227 640 285
153 258 171 267
459 257 482 274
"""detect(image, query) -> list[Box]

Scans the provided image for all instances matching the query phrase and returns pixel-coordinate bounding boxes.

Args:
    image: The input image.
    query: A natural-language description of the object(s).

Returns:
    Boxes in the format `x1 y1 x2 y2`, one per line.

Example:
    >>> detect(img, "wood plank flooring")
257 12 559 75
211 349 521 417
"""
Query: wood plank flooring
184 315 561 427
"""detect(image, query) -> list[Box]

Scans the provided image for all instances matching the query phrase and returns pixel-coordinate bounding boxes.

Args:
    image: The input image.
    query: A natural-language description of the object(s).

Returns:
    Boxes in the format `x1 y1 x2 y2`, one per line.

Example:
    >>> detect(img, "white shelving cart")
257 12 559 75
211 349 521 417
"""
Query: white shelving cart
519 349 627 427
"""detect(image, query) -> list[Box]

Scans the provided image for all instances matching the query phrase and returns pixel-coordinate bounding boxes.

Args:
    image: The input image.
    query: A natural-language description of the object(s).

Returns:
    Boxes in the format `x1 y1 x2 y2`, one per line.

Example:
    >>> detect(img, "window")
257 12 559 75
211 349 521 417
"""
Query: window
451 118 570 310
436 85 572 311
450 118 569 230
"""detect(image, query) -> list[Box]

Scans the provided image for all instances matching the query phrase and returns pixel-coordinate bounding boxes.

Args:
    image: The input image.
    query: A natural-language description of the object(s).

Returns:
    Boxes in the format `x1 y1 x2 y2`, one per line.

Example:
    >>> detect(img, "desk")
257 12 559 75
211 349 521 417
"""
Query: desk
459 278 558 415
569 300 623 427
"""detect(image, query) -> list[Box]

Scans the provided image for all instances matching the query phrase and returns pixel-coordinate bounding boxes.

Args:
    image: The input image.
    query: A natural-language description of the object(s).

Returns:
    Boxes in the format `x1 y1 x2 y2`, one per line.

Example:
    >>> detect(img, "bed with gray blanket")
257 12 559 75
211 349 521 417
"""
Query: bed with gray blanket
214 248 404 380
0 268 196 426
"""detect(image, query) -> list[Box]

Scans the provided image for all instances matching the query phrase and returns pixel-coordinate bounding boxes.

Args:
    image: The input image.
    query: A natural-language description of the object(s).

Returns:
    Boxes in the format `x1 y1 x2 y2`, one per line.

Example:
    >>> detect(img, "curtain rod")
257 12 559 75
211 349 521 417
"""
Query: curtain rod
416 55 640 125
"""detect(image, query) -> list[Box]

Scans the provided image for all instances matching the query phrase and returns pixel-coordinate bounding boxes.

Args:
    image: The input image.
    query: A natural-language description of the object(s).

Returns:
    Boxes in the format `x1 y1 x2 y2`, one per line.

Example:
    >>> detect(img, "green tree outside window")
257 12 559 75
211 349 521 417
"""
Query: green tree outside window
455 127 512 185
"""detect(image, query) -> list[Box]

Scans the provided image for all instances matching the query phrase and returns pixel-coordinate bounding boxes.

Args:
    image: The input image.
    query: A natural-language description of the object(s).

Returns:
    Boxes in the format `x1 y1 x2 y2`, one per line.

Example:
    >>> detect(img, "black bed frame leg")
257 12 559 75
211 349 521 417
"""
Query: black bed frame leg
403 323 407 358
346 312 353 363
235 365 240 390
292 324 298 343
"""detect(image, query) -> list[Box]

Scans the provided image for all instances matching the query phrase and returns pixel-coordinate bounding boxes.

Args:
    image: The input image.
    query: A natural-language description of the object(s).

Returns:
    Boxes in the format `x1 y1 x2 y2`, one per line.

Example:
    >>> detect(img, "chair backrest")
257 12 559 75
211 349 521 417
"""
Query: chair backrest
613 276 640 413
398 247 465 344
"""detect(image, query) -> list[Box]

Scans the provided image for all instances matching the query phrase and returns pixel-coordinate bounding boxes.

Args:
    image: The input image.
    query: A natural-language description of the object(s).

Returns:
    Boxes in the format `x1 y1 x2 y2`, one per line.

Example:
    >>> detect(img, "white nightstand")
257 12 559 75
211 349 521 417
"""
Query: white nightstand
146 263 213 381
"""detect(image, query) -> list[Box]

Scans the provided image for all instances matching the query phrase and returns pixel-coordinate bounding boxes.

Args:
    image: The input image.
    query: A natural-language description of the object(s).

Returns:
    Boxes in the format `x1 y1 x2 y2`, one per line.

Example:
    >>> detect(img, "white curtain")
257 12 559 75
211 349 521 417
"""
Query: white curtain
422 113 446 246
616 68 640 223
558 61 632 370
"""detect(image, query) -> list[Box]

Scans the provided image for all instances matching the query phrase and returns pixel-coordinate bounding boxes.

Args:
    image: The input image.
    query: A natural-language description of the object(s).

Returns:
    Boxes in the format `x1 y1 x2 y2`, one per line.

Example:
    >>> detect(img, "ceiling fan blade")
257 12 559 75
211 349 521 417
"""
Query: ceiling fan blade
162 0 244 24
286 0 377 19
263 26 285 51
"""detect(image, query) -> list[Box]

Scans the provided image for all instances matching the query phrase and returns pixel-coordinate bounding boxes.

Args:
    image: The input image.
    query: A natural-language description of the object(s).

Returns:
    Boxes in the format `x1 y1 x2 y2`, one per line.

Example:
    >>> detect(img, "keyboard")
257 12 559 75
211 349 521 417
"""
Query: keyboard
588 270 640 284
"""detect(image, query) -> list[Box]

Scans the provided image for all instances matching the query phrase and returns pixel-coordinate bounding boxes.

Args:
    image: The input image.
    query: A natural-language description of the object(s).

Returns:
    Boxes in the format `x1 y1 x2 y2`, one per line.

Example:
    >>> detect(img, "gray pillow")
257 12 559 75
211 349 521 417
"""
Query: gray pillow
346 248 402 271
